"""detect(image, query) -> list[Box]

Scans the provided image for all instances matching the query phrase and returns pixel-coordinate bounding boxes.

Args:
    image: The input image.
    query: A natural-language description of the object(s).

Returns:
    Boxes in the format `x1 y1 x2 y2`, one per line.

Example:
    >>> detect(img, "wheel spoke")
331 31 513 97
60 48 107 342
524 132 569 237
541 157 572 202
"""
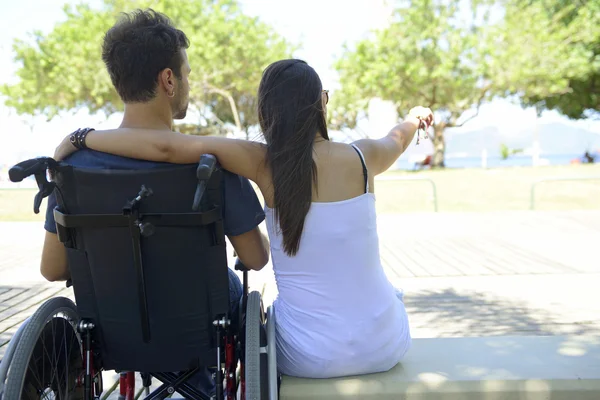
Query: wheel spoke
50 317 59 396
56 319 67 398
26 362 46 398
42 324 48 393
15 310 82 400
62 322 70 397
39 323 55 399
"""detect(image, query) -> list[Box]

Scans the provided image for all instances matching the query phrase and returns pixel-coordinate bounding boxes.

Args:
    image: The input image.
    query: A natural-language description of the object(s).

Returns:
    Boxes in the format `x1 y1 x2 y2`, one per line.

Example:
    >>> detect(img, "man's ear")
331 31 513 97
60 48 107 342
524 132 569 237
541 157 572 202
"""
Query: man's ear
158 68 176 96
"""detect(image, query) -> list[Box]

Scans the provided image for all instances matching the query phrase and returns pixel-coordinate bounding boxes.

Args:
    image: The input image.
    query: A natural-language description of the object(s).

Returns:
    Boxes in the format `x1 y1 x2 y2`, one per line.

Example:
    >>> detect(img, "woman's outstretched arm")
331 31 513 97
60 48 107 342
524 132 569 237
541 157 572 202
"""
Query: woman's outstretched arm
353 106 433 176
55 128 268 184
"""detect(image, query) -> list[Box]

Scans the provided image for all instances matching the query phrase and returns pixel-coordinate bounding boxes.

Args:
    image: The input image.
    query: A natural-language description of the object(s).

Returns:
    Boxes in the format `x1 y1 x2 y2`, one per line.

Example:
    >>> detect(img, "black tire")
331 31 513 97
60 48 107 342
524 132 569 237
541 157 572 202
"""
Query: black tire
244 291 266 400
4 297 84 400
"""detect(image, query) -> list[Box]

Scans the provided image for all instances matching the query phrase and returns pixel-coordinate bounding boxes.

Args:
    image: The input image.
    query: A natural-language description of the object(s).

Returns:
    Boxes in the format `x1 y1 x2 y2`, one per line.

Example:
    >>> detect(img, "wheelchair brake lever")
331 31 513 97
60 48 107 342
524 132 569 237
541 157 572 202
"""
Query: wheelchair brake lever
33 192 44 214
33 181 56 214
32 161 58 214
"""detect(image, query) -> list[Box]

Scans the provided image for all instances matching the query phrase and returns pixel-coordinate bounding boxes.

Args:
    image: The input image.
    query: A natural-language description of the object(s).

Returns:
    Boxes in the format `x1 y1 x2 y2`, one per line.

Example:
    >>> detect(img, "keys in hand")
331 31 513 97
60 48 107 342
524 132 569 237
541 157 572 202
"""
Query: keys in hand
409 106 434 126
409 106 433 145
416 119 429 145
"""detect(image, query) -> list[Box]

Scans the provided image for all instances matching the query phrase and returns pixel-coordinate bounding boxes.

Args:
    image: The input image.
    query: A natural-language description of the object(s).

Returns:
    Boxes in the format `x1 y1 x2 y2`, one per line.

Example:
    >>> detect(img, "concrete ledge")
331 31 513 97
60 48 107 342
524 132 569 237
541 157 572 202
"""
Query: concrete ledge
280 336 600 400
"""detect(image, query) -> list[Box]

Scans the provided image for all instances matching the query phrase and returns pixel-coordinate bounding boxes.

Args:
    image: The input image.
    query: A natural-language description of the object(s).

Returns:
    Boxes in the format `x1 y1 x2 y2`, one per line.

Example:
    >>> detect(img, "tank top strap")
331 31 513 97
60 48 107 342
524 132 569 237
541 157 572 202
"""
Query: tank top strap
350 144 369 193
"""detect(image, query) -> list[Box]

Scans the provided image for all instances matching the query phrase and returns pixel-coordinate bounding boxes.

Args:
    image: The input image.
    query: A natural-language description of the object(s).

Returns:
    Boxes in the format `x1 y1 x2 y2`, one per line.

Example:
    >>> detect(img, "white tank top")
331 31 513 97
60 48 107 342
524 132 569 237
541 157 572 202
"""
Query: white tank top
265 145 411 378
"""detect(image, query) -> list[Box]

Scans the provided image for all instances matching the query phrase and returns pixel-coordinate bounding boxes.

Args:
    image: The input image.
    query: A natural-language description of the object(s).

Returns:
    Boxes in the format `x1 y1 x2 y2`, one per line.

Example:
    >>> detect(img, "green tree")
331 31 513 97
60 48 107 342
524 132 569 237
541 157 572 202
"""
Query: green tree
333 0 592 167
499 143 523 160
1 0 295 137
518 0 600 119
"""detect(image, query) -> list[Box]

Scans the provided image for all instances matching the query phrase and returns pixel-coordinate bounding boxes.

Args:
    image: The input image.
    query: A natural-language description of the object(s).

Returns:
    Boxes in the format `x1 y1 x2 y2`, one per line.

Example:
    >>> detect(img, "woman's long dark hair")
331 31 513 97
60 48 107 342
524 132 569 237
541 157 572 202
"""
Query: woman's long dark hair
258 59 329 256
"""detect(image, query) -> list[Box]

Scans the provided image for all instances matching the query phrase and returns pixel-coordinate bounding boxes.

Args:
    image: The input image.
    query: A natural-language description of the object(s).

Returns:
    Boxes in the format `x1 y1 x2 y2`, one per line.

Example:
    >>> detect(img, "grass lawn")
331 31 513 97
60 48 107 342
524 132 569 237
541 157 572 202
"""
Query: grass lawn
375 163 600 213
1 164 599 221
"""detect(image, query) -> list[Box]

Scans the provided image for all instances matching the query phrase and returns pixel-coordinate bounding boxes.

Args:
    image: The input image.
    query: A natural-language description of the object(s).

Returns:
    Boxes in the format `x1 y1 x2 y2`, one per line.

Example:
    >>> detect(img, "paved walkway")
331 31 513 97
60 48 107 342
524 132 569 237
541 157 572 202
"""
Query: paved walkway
1 211 599 397
258 210 600 338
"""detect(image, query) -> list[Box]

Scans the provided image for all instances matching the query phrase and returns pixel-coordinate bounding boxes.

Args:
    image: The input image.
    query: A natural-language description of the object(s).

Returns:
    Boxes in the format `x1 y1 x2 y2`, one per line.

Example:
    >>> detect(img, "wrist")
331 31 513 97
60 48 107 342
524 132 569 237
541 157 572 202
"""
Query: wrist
401 115 422 132
405 113 420 123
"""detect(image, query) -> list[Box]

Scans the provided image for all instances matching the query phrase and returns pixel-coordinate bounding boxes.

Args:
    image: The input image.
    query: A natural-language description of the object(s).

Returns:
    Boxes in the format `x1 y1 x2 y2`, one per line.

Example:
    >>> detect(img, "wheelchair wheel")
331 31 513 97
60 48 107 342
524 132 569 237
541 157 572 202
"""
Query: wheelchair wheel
244 291 268 400
0 315 29 393
266 306 278 400
4 297 84 400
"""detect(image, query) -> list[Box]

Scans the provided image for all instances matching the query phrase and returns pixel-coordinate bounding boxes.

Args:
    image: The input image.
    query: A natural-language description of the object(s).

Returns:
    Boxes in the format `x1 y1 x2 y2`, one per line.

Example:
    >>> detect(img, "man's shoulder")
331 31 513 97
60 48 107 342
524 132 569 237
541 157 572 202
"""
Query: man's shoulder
65 149 170 170
220 168 254 192
219 168 265 236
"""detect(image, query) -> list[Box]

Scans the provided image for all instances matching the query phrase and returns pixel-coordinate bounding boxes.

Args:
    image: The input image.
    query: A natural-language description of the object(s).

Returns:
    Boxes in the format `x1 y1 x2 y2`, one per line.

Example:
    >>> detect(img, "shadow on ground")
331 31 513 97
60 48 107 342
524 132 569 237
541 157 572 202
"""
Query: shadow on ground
0 283 70 360
404 288 599 337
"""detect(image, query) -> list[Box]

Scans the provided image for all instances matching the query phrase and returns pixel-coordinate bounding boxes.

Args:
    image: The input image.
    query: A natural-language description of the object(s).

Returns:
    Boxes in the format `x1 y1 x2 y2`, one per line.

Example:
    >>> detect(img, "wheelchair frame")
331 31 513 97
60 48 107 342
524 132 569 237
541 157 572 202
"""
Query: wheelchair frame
0 155 278 400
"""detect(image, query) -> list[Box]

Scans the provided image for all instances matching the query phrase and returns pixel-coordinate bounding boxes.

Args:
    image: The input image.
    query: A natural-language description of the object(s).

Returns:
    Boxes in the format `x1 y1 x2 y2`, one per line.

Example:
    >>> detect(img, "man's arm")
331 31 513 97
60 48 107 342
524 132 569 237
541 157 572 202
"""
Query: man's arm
221 172 270 271
41 232 69 281
41 193 70 282
228 228 269 271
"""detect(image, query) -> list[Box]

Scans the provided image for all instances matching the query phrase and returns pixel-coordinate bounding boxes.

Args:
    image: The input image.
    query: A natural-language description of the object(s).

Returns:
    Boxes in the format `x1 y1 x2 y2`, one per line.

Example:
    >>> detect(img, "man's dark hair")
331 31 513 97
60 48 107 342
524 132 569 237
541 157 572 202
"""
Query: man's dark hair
102 9 190 103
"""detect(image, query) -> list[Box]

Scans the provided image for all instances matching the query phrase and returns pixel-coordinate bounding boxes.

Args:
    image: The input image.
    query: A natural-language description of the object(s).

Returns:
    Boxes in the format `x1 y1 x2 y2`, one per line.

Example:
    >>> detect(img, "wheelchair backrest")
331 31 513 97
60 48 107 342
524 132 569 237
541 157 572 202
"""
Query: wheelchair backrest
52 161 229 373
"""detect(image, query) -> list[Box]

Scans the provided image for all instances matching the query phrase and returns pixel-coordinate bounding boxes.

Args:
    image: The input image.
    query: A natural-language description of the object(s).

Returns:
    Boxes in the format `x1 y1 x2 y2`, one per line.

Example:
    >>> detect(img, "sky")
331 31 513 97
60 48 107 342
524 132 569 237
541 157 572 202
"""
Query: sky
0 0 599 165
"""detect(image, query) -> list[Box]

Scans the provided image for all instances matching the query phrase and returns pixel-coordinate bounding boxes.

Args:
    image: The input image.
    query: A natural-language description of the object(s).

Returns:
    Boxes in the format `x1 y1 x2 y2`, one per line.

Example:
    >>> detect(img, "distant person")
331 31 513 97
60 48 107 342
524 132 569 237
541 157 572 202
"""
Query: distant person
583 151 596 164
414 154 432 170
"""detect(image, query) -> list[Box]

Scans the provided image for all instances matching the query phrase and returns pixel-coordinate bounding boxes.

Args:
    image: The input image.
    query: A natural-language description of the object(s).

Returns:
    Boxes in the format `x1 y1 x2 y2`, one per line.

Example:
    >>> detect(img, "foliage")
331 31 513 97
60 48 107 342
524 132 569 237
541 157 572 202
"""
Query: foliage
333 0 594 167
1 0 295 136
499 143 523 160
517 0 600 119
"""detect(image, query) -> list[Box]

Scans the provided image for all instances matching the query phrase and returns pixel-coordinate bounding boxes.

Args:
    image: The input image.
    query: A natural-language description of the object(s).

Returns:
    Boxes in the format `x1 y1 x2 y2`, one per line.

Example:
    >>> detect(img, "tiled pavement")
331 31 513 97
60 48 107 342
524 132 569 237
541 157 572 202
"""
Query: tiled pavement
1 211 599 397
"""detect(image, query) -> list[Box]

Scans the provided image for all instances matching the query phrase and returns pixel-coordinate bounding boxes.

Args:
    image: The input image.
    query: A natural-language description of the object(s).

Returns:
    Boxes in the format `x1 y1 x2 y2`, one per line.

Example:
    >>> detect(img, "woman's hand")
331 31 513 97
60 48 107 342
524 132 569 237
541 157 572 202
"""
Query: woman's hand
54 134 78 161
408 106 434 128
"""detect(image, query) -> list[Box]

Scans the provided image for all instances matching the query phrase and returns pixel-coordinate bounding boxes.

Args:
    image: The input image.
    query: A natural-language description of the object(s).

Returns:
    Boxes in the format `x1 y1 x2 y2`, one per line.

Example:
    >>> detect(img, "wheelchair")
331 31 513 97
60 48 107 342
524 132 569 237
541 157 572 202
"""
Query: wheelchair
0 155 278 400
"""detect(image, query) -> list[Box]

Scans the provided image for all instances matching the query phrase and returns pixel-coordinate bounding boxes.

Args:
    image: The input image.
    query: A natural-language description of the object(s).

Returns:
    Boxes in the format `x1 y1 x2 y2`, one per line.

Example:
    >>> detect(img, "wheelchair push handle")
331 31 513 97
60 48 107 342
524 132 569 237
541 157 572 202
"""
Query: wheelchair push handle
9 157 59 214
192 154 217 211
9 158 47 182
196 154 217 180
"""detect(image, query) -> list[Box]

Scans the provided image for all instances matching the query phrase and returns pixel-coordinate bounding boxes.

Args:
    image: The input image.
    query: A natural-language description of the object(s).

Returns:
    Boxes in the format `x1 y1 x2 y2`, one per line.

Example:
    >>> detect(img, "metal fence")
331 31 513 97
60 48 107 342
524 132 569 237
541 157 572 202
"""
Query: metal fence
530 177 600 210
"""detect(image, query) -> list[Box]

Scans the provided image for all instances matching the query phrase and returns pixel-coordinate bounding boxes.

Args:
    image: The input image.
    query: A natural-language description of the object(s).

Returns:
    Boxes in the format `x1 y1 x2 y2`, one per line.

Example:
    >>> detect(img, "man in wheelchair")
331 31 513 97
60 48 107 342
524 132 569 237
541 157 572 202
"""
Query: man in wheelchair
0 9 276 400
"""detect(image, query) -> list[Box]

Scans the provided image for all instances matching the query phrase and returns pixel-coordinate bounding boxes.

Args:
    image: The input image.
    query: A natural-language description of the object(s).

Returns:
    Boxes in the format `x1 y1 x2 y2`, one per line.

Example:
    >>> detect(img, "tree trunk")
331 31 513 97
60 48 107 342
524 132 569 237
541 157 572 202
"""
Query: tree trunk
205 83 243 134
432 124 446 168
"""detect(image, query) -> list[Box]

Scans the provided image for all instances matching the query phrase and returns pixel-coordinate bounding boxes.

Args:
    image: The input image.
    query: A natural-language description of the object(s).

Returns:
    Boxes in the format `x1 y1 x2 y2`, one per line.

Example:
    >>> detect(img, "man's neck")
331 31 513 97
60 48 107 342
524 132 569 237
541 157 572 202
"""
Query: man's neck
120 102 173 131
